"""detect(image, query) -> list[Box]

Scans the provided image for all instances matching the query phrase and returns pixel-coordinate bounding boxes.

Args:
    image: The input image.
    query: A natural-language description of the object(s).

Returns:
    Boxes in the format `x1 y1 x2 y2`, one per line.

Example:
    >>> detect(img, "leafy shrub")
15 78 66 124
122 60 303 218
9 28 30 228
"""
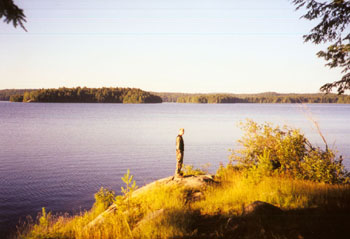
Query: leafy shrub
230 119 349 184
301 150 349 184
114 169 139 213
93 187 116 213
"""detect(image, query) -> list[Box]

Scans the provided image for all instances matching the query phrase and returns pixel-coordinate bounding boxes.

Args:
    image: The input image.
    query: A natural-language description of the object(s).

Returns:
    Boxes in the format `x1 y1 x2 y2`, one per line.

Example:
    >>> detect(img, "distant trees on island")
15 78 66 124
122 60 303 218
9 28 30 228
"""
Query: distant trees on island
2 88 350 104
0 89 36 101
151 92 350 104
7 87 162 103
172 93 350 104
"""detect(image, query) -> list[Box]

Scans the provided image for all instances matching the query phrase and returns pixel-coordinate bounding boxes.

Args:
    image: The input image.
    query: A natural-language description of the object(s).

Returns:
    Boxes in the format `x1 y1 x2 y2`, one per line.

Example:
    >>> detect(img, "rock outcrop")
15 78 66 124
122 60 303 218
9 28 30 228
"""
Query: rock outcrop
132 174 215 197
87 174 216 228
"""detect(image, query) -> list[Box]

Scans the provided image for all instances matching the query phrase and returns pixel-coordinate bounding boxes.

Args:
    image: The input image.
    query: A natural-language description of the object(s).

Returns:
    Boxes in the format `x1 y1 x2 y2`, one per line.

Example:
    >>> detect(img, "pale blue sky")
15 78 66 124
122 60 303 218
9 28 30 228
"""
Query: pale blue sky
0 0 342 93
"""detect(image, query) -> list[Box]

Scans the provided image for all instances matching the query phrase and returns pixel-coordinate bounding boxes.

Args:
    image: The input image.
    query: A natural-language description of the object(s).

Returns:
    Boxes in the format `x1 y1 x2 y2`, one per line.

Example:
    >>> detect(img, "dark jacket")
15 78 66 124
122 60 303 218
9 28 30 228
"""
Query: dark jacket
176 135 184 151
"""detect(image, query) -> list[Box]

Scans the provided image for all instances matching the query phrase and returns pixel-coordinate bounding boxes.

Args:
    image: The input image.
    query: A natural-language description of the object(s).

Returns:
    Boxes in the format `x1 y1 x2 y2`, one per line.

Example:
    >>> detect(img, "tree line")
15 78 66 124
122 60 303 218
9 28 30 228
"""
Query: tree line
7 87 162 103
0 89 36 101
3 89 350 104
154 92 350 104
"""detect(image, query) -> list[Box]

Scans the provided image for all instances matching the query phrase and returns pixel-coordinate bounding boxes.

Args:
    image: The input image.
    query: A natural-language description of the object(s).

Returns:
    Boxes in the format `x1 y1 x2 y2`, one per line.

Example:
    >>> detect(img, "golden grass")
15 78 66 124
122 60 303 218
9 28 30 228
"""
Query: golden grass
18 183 191 239
193 169 350 216
17 168 350 239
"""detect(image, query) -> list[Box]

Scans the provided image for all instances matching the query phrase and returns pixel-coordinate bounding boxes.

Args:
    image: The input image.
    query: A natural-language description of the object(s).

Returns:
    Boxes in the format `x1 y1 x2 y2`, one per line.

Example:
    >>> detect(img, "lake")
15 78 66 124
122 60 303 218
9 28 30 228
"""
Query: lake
1 102 349 237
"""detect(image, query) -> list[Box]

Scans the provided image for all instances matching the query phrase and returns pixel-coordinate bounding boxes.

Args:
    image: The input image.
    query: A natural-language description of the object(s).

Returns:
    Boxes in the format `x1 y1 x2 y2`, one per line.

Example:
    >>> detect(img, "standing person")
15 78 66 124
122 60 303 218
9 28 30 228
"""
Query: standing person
175 128 185 176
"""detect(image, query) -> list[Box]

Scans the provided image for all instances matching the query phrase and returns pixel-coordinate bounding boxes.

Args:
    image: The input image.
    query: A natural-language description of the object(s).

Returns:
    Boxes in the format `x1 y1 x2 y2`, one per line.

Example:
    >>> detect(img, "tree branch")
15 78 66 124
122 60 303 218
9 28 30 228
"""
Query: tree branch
0 0 26 31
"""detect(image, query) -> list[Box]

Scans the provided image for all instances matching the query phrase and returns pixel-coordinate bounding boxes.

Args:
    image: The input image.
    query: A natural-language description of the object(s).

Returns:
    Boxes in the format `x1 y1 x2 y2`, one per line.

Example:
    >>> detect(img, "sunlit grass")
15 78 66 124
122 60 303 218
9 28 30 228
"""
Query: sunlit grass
193 166 350 216
19 182 191 239
18 166 350 239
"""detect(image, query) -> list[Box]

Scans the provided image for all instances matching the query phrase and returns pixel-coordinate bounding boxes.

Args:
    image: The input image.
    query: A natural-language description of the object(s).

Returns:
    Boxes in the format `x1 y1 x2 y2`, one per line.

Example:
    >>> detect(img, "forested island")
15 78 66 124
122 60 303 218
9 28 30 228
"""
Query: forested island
2 88 350 104
4 87 162 103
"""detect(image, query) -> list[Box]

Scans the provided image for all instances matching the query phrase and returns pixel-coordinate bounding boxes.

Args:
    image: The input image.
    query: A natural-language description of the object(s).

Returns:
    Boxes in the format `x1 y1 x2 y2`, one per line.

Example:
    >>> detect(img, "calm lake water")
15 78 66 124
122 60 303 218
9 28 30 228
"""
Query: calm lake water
1 102 350 237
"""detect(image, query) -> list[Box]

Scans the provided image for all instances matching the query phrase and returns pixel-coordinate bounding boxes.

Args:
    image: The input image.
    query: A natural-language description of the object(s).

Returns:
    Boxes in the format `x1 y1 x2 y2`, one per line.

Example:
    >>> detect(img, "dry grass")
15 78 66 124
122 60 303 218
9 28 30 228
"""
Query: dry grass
17 166 350 239
193 167 350 216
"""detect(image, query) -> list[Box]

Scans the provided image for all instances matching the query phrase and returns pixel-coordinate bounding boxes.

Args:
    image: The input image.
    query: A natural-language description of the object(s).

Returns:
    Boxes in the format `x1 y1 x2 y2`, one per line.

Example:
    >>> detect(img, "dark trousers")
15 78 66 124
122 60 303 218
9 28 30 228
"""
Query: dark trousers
175 150 184 175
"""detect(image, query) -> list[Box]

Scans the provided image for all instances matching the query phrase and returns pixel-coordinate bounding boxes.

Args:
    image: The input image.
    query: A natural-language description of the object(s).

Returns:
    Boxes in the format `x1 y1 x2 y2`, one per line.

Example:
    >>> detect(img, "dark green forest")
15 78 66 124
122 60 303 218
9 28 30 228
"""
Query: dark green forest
0 89 36 101
6 87 162 103
153 92 350 104
2 89 350 104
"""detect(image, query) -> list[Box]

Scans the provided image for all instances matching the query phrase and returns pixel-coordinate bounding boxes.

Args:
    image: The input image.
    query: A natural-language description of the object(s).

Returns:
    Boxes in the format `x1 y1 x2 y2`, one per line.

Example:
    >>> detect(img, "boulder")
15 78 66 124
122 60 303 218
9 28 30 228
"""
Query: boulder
87 174 216 228
132 174 215 197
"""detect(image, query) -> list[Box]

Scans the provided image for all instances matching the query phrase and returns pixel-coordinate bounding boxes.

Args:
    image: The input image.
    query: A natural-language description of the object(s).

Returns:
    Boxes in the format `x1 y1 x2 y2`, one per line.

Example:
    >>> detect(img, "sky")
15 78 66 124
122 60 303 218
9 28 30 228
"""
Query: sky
0 0 343 93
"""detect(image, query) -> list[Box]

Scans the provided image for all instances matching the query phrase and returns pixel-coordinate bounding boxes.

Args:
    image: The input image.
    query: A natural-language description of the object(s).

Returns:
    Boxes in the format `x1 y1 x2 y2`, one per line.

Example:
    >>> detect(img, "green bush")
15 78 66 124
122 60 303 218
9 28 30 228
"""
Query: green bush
301 150 348 184
230 119 349 184
93 187 116 213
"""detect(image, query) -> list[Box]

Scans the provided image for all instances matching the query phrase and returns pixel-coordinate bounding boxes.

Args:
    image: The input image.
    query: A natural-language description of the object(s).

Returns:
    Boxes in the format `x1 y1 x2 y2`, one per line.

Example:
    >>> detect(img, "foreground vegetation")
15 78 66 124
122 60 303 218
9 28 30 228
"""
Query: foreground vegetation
17 121 350 239
17 170 350 239
7 87 162 103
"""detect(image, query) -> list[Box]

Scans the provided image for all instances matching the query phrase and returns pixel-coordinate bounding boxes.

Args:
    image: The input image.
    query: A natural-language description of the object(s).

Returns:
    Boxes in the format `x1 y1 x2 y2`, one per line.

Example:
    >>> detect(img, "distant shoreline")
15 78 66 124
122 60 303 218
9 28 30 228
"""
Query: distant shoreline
1 88 350 104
